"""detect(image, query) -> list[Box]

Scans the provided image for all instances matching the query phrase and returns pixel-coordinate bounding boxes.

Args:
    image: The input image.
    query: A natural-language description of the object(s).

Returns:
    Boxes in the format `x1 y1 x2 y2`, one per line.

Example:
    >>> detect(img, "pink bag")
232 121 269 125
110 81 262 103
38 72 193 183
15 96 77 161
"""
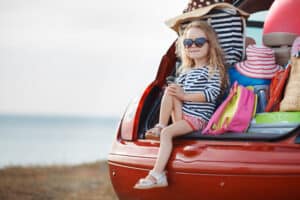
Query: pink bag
202 82 256 135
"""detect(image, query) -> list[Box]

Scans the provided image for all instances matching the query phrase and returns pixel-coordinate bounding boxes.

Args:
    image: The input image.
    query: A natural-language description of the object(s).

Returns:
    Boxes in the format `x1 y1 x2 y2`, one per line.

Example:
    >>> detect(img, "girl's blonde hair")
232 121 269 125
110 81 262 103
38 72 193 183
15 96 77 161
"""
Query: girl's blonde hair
176 20 227 92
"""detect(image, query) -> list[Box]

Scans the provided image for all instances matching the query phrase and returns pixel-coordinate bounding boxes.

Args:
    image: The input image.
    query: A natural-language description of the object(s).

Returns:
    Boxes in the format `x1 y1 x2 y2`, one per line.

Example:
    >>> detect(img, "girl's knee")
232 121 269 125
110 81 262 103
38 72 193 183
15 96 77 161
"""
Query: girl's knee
160 128 173 141
163 91 172 99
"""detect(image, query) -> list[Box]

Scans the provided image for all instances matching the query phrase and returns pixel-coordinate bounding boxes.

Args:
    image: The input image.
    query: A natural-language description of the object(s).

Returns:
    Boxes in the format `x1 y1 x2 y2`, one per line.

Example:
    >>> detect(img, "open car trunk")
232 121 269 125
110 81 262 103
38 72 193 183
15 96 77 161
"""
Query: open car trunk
136 0 300 141
137 82 300 141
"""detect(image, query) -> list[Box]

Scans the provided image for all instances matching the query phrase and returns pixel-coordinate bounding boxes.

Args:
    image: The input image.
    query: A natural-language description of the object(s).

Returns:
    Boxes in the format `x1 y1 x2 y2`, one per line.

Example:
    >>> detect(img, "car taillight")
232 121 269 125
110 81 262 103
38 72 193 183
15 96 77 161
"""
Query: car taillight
120 97 139 141
120 83 156 141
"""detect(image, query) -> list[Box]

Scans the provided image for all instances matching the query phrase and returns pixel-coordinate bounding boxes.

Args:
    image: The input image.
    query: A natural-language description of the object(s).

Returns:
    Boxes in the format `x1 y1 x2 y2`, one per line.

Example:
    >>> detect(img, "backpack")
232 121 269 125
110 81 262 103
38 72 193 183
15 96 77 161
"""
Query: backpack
202 82 256 135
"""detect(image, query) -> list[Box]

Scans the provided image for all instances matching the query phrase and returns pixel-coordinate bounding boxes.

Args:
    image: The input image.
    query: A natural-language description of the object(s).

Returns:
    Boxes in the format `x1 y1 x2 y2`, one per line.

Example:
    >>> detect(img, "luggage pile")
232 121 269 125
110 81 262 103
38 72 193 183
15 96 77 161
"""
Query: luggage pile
247 37 300 134
204 36 300 135
165 0 300 135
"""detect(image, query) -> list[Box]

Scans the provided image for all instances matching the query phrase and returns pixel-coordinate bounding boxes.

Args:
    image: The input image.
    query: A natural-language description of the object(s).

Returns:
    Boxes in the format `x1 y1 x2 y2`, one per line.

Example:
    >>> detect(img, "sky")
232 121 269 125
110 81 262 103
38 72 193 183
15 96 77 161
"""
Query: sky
0 0 187 117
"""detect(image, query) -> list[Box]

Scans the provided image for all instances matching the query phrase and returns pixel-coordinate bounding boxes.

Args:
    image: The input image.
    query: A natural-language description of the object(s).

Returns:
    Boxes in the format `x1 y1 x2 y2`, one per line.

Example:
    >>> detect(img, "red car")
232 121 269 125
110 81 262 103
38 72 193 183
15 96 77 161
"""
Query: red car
108 1 300 199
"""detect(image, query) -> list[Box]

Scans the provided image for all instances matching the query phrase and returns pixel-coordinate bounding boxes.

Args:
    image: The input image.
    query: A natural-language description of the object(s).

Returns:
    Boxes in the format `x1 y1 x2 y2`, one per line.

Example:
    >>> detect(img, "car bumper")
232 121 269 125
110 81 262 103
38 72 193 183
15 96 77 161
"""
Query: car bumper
108 153 300 200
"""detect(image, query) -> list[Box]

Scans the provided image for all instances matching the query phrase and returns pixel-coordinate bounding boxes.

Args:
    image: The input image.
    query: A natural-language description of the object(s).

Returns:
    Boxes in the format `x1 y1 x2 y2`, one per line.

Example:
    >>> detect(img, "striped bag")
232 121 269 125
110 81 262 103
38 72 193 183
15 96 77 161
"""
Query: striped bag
207 8 246 66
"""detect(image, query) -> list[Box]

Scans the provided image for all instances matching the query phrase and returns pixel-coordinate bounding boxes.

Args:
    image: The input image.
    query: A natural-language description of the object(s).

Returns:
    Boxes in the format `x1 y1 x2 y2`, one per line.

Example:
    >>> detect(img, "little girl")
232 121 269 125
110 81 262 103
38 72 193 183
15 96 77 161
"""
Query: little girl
134 21 227 189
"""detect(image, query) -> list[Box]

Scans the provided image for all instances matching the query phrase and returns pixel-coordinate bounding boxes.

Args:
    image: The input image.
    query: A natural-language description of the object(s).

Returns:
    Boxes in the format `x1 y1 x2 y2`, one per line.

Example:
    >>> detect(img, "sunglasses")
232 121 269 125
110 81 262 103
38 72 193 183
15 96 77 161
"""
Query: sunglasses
183 37 208 48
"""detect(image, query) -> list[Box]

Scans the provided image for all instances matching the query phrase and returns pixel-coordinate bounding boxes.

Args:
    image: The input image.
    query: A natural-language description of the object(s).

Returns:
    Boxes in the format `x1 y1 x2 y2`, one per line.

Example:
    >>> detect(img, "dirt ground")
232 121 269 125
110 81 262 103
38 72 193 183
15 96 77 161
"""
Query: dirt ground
0 161 118 200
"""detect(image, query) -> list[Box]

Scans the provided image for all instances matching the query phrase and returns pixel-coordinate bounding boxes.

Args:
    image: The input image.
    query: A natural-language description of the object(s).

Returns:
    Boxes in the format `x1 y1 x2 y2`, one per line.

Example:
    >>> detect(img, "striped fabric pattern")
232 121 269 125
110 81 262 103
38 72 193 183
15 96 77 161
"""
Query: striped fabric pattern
176 67 221 122
208 8 245 66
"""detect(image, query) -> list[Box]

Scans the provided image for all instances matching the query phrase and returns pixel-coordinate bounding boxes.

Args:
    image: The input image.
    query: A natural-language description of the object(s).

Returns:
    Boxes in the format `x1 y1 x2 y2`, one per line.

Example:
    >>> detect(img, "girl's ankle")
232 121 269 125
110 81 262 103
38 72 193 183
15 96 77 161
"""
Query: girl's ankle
156 123 166 129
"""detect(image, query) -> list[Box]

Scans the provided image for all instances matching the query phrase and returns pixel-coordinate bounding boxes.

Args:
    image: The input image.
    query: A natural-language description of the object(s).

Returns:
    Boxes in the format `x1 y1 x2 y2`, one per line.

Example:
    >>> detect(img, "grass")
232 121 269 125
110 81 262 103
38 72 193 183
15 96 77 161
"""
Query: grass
0 161 118 200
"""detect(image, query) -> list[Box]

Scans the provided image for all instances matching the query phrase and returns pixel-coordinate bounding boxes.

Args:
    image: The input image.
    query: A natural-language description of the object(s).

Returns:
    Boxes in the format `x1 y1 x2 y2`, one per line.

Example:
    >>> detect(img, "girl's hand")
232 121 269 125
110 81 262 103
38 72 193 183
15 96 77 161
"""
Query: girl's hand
166 84 185 101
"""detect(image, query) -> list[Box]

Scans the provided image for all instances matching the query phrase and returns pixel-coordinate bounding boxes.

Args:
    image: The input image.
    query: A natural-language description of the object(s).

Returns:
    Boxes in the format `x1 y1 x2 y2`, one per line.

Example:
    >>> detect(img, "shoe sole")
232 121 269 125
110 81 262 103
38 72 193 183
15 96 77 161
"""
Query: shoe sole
133 183 168 190
145 133 160 141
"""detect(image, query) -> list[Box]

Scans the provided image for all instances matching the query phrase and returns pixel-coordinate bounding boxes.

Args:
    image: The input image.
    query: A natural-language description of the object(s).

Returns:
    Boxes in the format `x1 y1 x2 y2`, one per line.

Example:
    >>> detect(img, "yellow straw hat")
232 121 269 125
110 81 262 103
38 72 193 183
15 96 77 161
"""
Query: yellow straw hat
165 2 249 33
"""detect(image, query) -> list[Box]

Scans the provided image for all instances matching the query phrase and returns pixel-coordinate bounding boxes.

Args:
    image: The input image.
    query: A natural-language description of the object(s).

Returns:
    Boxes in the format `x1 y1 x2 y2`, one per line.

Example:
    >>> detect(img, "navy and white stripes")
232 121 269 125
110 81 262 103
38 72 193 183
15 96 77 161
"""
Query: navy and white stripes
208 8 245 66
177 67 221 122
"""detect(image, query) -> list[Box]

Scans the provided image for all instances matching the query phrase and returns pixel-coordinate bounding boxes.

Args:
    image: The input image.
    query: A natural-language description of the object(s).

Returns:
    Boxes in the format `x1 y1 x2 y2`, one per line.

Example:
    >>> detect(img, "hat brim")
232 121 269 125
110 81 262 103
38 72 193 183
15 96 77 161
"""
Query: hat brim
165 3 249 33
235 61 281 79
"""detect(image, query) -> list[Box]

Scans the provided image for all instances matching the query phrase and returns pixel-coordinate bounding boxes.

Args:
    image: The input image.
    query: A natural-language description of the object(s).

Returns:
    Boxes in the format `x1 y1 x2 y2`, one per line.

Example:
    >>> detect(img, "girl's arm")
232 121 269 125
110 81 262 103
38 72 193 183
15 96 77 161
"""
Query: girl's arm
182 92 206 102
167 75 221 103
166 84 206 102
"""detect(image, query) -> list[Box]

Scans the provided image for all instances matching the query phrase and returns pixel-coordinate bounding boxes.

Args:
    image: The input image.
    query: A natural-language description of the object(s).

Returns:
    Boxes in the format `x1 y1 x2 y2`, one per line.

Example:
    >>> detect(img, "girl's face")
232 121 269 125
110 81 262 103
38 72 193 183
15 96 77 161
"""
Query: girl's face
184 27 209 62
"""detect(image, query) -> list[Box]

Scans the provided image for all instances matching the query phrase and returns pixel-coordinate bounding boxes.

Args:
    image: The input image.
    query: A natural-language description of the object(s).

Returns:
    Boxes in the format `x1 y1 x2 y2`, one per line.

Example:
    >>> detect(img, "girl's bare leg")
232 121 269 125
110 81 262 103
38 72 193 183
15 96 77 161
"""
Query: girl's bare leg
171 97 183 122
146 92 182 138
158 92 175 126
152 120 193 173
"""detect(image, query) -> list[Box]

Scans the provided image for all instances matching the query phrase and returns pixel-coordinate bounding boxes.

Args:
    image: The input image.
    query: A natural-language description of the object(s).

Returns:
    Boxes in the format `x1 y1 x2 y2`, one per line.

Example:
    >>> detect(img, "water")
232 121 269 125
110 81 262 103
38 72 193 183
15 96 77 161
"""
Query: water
0 114 120 168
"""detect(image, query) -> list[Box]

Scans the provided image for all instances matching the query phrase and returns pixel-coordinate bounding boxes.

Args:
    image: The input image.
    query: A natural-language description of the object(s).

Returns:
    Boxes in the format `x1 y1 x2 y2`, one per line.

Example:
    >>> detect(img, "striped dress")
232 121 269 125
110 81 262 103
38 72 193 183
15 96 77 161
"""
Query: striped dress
176 66 221 122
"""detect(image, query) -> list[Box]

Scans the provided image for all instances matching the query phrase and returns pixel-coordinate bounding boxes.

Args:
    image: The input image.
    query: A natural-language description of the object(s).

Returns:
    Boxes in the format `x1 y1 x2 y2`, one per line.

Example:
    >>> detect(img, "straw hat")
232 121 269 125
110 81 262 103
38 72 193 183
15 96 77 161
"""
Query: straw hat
235 45 281 79
165 1 249 33
183 0 233 13
280 56 300 111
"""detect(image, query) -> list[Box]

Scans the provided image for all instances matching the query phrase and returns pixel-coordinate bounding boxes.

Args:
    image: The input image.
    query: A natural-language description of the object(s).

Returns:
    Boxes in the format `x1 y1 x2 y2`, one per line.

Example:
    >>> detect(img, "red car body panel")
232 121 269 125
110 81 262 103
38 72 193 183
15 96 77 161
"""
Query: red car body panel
109 132 300 200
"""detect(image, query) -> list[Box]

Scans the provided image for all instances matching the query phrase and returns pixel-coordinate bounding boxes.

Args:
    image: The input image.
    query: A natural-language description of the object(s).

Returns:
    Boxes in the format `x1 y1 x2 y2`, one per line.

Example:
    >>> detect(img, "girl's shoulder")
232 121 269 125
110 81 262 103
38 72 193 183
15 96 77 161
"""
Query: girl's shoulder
191 66 209 73
193 66 219 74
207 65 220 70
206 66 222 81
193 65 219 71
207 65 221 74
180 65 219 76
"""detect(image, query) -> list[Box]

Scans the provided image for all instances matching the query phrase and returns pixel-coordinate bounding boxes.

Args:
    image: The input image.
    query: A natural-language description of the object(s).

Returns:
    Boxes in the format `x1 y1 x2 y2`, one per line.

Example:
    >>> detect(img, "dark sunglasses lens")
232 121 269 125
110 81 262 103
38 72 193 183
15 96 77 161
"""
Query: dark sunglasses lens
194 38 207 47
183 39 193 48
